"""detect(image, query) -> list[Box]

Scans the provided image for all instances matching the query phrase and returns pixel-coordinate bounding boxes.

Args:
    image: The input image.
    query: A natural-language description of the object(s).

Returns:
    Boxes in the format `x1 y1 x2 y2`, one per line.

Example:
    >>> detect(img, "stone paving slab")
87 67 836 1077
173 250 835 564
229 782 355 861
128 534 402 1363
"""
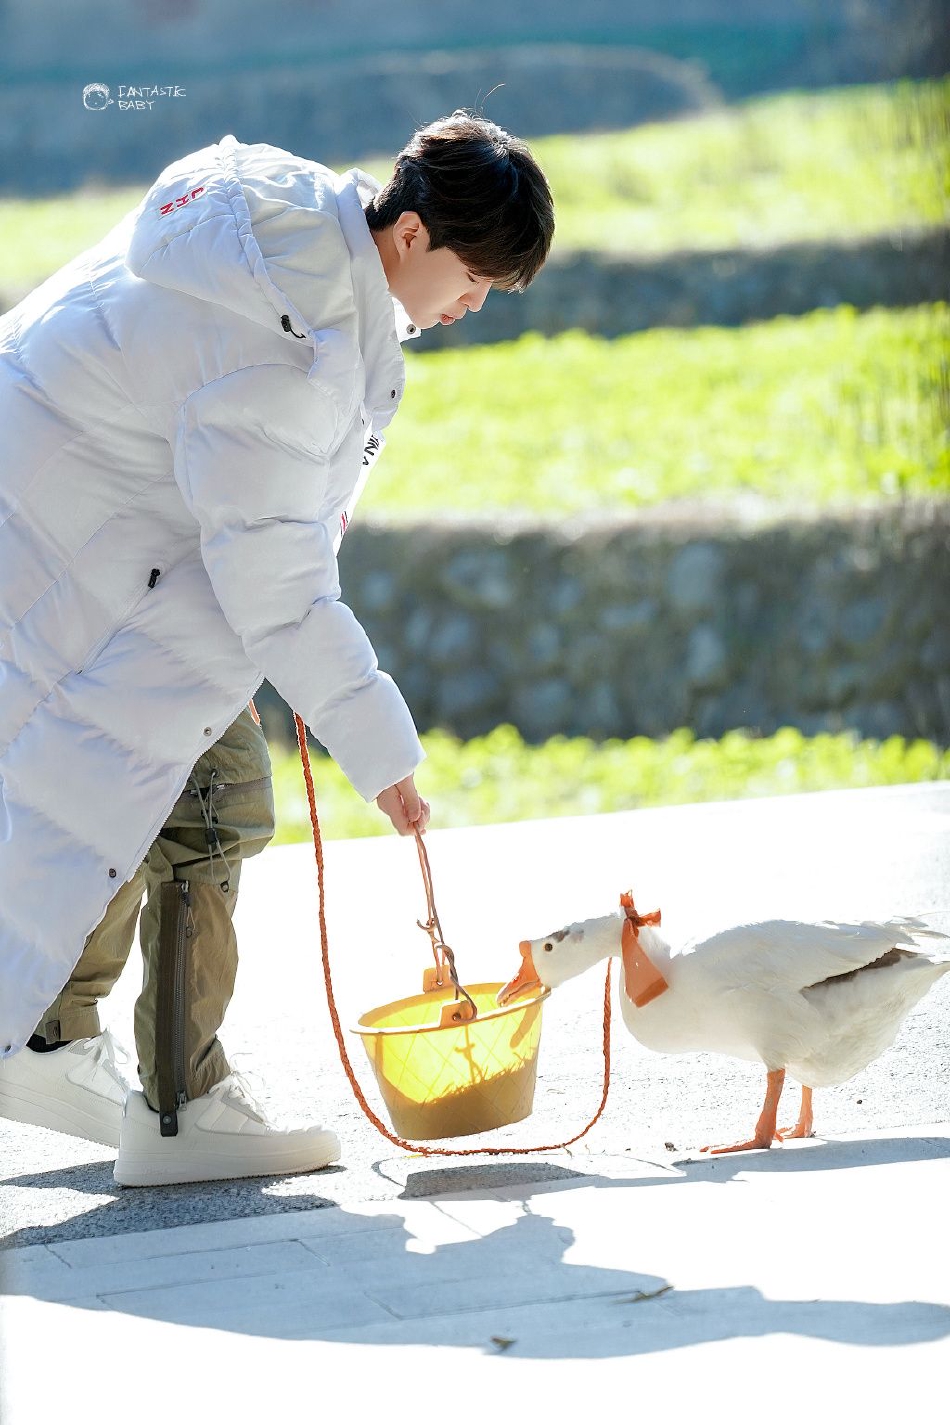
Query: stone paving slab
2 1126 948 1424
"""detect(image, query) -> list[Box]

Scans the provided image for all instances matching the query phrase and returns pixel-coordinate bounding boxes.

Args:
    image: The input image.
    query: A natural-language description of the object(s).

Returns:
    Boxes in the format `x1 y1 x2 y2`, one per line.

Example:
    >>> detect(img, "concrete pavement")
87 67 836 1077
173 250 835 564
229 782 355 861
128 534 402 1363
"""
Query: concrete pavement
2 783 949 1420
2 1128 948 1422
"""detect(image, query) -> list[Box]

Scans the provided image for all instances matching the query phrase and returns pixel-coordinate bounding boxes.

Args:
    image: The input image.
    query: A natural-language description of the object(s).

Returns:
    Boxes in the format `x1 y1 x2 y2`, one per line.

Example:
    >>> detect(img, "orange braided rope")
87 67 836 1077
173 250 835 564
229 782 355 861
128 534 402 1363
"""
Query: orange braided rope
295 714 613 1157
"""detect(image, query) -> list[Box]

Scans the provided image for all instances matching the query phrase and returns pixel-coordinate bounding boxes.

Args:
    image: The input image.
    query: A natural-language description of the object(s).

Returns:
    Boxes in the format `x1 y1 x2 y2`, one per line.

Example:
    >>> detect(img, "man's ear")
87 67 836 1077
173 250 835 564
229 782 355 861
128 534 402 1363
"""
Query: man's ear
392 211 428 258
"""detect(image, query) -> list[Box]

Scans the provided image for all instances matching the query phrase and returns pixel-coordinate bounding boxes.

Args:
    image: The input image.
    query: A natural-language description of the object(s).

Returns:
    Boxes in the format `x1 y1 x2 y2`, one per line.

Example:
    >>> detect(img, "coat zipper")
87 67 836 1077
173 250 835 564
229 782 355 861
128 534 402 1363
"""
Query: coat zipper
157 879 190 1136
77 567 161 673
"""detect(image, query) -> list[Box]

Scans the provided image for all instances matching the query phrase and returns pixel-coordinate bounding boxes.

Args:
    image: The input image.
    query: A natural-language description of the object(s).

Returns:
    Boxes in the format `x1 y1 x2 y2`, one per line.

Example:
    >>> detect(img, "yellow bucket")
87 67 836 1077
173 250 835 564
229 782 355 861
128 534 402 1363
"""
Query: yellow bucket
354 981 549 1140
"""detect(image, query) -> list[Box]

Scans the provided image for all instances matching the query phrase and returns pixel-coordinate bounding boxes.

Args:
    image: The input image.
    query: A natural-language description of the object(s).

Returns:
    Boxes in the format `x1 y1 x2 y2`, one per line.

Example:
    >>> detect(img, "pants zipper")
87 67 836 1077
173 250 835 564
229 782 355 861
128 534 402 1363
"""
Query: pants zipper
157 879 191 1136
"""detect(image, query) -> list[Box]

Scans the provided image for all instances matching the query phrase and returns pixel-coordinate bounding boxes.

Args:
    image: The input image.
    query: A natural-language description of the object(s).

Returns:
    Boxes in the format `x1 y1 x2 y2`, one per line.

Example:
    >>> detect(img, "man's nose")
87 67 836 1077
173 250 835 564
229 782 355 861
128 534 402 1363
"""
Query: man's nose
465 280 492 314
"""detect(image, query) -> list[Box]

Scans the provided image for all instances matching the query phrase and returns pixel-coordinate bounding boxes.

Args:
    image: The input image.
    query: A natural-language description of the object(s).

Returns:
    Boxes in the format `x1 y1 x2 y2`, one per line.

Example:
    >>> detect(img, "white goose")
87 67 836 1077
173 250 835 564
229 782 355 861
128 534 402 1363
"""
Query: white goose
498 893 950 1153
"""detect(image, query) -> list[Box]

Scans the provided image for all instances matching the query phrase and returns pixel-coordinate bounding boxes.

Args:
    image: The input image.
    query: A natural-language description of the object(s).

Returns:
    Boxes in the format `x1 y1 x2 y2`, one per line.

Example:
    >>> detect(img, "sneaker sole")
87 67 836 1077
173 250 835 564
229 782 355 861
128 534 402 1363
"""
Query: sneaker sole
0 1084 121 1149
113 1131 342 1187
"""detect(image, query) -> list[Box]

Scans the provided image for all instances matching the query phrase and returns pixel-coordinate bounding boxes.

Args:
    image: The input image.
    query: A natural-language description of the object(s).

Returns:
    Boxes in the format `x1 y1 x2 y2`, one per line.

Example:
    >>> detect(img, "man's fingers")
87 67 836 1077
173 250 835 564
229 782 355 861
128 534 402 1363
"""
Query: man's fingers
398 779 431 834
376 786 409 834
376 777 430 836
396 776 421 823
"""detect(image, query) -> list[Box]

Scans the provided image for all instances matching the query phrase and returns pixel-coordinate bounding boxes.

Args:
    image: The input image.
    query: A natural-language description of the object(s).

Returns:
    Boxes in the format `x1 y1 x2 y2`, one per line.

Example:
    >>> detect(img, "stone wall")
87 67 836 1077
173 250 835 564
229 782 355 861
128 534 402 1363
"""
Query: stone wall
3 1 947 194
418 230 950 349
0 44 718 194
4 228 943 341
0 0 848 77
253 502 950 746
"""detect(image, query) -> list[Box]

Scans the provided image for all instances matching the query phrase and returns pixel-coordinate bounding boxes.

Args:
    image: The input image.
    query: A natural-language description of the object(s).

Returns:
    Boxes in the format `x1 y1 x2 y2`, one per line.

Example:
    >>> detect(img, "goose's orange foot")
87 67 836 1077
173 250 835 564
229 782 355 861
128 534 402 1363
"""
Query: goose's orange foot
700 1133 776 1155
700 1069 786 1155
777 1087 814 1142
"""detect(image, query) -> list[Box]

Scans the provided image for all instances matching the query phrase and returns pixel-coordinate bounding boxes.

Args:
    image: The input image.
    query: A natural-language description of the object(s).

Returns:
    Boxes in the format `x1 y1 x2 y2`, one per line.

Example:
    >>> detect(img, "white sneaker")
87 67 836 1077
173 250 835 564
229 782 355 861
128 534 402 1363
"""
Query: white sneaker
0 1030 130 1149
113 1073 341 1186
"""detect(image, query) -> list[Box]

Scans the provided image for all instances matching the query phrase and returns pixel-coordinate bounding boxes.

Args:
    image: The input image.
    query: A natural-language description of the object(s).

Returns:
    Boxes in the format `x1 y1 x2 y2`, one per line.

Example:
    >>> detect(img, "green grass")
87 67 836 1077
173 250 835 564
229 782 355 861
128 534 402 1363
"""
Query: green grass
1 80 945 294
271 725 950 843
533 79 950 254
0 187 140 296
362 304 950 516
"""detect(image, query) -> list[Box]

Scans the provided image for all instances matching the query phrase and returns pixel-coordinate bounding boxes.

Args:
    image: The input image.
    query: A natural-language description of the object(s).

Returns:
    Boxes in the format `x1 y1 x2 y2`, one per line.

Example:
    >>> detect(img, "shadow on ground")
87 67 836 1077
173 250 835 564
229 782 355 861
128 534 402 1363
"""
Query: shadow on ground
2 1135 948 1357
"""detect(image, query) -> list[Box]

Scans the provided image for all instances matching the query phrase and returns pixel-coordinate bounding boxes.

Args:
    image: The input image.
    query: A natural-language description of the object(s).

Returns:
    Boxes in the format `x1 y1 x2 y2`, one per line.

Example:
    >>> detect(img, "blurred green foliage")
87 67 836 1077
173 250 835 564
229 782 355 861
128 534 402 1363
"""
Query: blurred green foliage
536 78 949 254
1 80 945 292
0 186 138 295
271 725 950 843
364 304 949 515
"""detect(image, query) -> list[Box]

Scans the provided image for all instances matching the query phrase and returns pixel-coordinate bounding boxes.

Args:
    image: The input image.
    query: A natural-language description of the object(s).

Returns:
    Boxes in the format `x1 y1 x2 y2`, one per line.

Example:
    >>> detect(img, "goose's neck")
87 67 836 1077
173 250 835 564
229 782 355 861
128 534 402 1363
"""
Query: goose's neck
598 912 672 968
631 922 672 967
589 913 671 965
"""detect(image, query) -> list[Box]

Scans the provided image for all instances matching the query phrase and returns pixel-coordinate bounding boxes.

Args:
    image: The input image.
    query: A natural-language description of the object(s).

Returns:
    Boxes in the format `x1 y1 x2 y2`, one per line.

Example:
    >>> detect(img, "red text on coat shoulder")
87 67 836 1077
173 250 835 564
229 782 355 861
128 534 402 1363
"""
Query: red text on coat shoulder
158 186 206 218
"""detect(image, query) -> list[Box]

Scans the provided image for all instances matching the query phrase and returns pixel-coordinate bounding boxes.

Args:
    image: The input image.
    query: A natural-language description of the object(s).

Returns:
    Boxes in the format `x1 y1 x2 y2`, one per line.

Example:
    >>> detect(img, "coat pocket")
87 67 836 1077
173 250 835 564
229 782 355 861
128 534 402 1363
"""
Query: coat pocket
77 567 162 673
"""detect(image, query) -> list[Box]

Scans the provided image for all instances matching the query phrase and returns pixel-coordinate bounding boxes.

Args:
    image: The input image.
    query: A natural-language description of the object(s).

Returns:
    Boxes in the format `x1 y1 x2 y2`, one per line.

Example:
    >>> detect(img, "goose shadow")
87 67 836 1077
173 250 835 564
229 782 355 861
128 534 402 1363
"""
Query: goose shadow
2 1139 948 1356
390 1130 950 1199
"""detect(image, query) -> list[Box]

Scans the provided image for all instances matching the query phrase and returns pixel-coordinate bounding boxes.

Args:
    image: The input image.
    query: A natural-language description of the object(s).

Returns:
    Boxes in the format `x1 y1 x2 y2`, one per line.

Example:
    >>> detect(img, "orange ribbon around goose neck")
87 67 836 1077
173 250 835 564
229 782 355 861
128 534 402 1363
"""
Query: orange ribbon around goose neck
619 891 669 1008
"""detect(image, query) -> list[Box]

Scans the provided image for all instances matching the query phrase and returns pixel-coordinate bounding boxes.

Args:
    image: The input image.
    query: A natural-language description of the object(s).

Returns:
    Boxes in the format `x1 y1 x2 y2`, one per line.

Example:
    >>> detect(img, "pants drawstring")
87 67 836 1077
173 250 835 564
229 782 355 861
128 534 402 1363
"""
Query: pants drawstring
189 770 232 893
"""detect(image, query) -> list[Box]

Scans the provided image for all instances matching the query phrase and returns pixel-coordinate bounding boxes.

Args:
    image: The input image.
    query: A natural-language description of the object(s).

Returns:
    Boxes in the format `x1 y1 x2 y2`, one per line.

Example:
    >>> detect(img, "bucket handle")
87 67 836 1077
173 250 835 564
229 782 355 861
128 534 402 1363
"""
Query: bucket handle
414 831 479 1021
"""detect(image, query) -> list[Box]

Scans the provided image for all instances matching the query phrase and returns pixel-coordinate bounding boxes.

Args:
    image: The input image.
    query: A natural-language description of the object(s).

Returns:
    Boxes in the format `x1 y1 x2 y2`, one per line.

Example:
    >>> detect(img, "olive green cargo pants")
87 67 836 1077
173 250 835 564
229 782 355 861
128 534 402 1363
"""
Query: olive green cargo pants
34 708 275 1110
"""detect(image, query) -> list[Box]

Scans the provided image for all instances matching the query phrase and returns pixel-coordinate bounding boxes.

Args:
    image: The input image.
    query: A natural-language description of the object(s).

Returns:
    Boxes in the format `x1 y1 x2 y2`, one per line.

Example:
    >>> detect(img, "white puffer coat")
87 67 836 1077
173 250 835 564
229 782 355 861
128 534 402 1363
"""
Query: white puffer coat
0 134 425 1055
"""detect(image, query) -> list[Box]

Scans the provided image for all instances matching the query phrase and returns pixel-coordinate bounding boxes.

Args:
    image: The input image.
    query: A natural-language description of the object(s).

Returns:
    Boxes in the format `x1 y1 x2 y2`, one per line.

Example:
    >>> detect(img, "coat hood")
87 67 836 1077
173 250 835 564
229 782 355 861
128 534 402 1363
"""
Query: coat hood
125 134 416 364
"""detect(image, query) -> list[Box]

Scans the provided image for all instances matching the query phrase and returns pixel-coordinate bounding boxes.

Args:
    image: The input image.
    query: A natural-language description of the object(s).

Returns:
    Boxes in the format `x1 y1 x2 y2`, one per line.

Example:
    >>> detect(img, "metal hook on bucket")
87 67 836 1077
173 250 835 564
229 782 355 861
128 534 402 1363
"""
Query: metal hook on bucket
414 831 478 1021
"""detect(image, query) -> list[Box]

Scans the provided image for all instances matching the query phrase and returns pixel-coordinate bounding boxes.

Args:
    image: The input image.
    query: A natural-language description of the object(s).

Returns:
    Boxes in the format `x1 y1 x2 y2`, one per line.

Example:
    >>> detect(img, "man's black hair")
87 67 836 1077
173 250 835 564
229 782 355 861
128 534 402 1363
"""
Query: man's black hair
365 110 554 292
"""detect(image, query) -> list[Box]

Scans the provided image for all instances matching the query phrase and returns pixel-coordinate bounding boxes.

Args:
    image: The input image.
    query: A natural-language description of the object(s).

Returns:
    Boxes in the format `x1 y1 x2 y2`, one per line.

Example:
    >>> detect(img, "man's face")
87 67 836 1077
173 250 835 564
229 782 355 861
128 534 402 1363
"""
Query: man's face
379 214 494 330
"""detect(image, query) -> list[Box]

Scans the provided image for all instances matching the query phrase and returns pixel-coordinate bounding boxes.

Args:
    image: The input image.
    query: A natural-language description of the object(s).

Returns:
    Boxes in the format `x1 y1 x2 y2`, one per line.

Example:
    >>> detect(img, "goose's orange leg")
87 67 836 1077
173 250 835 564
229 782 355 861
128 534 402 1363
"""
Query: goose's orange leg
701 1068 785 1154
777 1085 814 1140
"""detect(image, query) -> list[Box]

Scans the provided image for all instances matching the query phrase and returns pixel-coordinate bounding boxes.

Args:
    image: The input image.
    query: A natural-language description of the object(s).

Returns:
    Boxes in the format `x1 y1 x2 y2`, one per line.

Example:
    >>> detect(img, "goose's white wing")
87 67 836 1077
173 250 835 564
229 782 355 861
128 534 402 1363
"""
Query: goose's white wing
678 917 947 994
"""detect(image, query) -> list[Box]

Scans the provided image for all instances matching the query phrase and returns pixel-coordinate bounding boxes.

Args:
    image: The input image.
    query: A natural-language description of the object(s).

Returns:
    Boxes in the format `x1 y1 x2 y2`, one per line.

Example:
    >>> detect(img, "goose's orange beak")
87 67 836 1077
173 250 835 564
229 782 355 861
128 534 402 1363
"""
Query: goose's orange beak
497 940 541 1006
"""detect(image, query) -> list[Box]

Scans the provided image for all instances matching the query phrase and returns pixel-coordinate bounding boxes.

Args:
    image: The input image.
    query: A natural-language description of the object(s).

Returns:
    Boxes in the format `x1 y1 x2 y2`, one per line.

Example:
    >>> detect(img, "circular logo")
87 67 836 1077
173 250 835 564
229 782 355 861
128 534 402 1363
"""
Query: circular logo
82 83 113 111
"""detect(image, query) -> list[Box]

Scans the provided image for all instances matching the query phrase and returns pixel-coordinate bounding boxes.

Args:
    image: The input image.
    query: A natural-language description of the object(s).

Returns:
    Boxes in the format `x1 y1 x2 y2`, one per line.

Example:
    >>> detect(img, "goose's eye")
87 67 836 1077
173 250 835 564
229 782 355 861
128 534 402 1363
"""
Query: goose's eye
543 942 553 952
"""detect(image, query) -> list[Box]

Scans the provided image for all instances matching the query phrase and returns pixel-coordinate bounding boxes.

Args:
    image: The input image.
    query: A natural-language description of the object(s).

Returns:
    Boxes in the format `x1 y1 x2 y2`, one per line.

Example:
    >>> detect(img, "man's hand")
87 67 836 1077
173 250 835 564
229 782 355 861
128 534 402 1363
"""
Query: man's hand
376 775 431 836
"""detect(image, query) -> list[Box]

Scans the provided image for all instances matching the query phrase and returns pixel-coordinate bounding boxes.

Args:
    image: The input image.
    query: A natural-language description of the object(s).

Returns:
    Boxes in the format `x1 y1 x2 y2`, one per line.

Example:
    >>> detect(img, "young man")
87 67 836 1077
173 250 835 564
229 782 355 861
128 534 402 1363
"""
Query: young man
0 112 554 1184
